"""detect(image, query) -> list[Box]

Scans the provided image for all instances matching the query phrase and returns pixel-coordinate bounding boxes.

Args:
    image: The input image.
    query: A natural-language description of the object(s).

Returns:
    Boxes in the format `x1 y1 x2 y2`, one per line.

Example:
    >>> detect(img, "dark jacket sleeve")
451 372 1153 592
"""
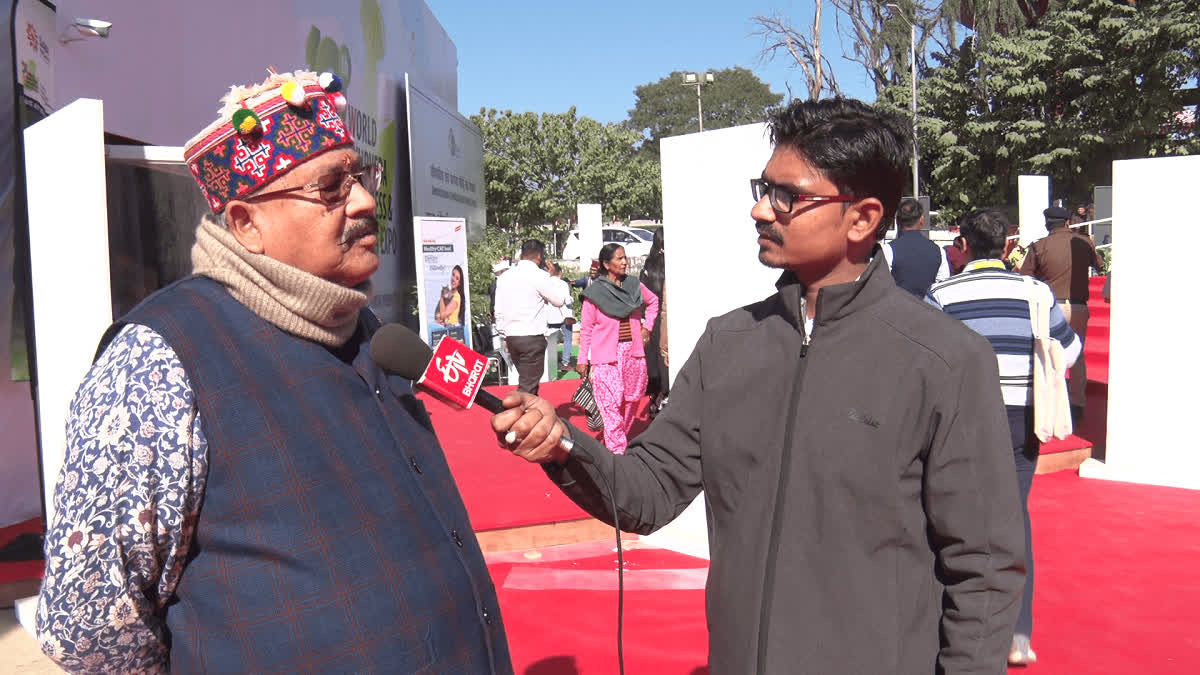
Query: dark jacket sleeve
545 331 706 534
923 337 1026 673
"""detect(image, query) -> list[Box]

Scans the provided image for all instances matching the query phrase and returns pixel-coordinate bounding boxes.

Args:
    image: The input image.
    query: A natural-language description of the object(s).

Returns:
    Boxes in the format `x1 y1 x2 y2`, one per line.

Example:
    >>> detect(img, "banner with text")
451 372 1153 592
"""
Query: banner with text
406 75 485 239
414 216 471 349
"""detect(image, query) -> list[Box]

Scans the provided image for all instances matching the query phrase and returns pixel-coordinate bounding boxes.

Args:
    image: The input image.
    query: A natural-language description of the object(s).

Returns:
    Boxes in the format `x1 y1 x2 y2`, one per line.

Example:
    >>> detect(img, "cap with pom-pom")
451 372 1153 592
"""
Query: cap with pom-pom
183 69 354 212
231 108 262 135
318 72 343 93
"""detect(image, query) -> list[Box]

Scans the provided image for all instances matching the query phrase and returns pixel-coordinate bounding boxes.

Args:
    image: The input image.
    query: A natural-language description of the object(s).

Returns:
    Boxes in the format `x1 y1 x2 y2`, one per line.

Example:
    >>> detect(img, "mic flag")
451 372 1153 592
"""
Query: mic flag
420 335 489 409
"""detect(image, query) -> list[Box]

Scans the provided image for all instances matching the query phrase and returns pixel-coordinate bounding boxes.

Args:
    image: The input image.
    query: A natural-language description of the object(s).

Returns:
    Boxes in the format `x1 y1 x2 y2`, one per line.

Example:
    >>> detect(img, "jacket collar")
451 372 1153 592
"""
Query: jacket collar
773 244 896 330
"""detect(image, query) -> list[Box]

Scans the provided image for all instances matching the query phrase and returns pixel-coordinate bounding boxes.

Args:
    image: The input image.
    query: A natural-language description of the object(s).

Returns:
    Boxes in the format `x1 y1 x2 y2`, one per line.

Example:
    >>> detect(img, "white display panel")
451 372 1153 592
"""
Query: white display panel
659 124 778 386
1079 154 1200 490
642 123 778 558
1017 175 1049 245
24 99 114 523
575 203 602 265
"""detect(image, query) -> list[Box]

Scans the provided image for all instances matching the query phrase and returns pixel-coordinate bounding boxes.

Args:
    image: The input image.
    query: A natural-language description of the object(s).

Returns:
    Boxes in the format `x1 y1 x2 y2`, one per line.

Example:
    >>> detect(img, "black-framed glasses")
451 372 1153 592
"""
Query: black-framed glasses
251 164 383 206
750 178 854 213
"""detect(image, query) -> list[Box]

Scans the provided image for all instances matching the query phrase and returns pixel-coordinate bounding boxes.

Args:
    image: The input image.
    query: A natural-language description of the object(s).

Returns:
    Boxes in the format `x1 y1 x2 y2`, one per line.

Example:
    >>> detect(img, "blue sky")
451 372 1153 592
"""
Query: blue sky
425 0 879 124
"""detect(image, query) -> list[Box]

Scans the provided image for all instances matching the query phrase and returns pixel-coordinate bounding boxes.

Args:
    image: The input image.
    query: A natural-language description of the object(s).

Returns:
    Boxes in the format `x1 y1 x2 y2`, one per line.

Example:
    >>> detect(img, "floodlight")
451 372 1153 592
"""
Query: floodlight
60 18 112 43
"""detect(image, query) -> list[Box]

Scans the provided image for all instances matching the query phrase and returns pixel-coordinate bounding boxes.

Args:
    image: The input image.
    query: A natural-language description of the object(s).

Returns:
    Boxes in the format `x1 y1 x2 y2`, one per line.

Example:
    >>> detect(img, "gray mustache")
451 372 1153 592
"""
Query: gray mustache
340 218 379 246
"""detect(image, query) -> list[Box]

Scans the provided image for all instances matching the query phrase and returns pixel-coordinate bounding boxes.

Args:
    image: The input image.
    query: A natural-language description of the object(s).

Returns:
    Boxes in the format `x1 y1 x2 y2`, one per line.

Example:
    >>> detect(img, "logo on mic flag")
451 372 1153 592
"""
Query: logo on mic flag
420 335 489 408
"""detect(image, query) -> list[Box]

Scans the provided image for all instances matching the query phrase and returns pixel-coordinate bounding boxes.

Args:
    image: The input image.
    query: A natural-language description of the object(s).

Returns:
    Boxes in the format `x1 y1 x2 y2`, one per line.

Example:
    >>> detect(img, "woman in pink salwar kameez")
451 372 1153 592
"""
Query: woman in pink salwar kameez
576 244 659 453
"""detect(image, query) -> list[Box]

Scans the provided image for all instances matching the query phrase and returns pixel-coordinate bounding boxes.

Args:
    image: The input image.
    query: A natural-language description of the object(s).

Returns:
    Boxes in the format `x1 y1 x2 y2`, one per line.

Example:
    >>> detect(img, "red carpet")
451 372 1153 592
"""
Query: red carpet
489 471 1200 674
0 517 43 586
422 379 652 531
1083 275 1109 384
1041 276 1109 456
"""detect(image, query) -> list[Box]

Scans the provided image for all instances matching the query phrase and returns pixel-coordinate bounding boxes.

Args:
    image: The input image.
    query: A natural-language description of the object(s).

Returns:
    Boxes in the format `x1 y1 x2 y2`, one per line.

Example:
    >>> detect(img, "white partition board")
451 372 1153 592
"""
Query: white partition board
1017 175 1049 245
1079 155 1200 490
642 124 778 558
575 203 602 265
25 99 114 524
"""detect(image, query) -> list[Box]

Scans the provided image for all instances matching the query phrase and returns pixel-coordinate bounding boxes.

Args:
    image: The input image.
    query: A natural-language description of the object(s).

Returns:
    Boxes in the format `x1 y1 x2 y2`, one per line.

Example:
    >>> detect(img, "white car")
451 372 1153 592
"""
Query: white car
562 225 654 261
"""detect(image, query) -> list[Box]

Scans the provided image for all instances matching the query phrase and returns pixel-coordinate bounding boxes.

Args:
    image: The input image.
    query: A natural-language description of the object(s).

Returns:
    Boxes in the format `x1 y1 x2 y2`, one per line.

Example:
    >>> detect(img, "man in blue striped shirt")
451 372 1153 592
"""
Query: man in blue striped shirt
926 207 1080 666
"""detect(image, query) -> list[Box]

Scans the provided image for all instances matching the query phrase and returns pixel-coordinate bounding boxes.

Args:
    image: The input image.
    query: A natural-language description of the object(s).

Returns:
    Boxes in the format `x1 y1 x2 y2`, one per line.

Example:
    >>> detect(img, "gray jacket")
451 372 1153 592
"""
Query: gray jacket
551 252 1025 674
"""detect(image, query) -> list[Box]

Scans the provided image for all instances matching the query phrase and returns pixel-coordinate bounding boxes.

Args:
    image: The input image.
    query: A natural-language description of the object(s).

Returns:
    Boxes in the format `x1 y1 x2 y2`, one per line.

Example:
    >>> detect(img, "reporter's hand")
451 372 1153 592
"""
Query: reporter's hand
641 327 651 344
490 392 569 464
576 362 589 378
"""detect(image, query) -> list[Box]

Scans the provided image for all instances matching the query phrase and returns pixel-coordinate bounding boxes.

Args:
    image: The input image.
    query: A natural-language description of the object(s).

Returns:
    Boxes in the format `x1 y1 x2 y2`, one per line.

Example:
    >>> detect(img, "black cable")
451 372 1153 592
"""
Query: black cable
587 458 624 675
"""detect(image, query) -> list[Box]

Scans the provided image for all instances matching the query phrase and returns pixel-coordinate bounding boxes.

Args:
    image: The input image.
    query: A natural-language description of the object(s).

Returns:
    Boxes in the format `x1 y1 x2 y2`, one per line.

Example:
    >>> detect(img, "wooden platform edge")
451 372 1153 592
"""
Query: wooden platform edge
475 518 628 553
1037 446 1093 474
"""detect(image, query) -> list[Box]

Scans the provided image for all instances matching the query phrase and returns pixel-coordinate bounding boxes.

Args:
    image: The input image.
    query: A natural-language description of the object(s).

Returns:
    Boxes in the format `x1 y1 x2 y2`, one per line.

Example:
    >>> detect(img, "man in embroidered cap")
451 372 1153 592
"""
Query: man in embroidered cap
36 70 512 673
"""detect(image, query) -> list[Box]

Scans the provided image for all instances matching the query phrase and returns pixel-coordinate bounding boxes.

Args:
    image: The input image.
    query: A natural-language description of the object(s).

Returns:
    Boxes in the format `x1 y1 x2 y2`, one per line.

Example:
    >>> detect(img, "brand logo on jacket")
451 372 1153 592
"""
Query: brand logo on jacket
847 408 880 428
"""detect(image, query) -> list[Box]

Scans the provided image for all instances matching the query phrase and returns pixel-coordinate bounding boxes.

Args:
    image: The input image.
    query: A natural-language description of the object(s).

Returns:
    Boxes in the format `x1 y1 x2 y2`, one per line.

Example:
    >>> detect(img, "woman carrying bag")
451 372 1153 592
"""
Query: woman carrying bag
576 243 659 454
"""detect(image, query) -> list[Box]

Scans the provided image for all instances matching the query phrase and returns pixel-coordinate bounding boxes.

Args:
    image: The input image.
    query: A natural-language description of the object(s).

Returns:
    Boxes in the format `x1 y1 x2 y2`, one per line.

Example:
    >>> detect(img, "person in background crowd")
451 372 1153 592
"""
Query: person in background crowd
493 97 1024 672
36 69 511 673
576 243 659 453
883 197 950 296
488 260 517 385
435 264 464 326
542 260 572 381
944 234 969 275
1019 205 1104 422
559 277 578 370
488 260 508 322
638 229 669 416
927 208 1081 667
494 240 566 394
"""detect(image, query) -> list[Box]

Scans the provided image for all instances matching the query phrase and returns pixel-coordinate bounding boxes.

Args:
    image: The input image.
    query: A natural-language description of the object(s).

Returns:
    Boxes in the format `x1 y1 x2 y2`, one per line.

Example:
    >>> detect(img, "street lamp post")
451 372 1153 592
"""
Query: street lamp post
886 4 919 199
682 71 714 132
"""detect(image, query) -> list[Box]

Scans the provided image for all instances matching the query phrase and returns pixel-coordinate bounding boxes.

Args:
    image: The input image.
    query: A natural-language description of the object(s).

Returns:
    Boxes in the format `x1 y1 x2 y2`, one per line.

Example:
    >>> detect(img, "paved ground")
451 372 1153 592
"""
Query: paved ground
0 608 58 674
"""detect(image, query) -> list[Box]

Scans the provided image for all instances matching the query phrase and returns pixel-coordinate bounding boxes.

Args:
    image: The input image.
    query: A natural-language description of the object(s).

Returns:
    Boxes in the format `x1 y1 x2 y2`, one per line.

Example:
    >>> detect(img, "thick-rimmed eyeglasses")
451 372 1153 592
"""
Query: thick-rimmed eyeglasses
750 178 853 214
251 164 383 206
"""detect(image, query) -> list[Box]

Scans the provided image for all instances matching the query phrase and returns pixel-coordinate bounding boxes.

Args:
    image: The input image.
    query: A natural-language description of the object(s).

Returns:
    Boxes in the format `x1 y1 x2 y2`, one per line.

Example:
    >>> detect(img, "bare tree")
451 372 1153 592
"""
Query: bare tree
752 3 843 101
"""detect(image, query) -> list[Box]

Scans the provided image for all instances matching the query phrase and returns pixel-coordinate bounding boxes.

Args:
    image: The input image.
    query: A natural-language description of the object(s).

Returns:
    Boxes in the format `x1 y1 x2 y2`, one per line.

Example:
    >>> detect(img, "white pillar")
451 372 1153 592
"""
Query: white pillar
1079 154 1200 490
25 100 115 523
575 203 602 266
1017 175 1050 245
641 123 778 558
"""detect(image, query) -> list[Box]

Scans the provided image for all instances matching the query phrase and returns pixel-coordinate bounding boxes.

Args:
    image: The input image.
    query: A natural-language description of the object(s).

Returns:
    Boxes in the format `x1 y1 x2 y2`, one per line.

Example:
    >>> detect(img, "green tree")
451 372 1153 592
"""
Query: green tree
887 0 1199 224
626 67 783 152
471 107 661 254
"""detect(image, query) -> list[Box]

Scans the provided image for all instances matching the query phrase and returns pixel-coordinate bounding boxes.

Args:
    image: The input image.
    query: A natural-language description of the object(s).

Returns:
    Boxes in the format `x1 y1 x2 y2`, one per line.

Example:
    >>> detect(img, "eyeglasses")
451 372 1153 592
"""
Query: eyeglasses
251 164 383 206
750 178 854 213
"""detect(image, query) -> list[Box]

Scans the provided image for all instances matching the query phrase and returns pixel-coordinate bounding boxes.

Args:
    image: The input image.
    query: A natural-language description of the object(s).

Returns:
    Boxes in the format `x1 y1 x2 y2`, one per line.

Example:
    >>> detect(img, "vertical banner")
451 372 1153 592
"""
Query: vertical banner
413 216 471 349
14 0 54 117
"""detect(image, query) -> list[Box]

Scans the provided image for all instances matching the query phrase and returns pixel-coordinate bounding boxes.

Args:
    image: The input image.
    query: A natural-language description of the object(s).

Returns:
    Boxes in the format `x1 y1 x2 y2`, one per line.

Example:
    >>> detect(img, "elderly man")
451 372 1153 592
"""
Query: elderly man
493 98 1025 673
36 70 511 673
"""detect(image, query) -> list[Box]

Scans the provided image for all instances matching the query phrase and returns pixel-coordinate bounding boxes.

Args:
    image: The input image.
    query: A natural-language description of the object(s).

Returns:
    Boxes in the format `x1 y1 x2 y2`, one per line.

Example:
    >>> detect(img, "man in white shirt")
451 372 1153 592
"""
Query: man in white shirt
542 261 574 382
494 240 567 394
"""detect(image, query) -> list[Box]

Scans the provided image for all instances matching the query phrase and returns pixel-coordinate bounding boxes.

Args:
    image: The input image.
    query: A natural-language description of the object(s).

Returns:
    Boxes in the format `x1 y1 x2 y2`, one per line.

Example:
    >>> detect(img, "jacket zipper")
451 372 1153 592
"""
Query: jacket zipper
755 316 812 672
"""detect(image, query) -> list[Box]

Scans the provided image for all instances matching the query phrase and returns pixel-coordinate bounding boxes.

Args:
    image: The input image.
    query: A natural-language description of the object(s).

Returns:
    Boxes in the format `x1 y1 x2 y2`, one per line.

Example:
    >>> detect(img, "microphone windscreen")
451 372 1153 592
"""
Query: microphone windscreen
369 323 434 380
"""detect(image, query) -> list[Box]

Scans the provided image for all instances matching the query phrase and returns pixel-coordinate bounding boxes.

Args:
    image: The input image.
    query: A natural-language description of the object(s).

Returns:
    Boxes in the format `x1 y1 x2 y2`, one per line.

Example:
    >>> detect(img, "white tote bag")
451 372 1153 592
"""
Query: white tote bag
1025 278 1073 442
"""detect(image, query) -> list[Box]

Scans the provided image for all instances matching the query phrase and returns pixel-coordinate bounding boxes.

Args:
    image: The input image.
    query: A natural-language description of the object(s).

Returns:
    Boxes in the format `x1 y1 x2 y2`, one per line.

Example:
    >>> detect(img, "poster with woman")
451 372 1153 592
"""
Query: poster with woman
413 216 471 349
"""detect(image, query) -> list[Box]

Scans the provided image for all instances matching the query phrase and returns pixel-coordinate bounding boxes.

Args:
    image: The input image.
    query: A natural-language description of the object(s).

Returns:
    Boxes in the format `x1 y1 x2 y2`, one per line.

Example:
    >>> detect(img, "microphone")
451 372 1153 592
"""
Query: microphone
368 323 590 463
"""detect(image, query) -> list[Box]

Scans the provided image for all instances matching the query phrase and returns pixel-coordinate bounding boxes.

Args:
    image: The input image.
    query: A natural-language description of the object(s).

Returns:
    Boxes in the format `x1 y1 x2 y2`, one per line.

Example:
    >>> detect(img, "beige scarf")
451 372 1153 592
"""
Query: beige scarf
191 216 372 347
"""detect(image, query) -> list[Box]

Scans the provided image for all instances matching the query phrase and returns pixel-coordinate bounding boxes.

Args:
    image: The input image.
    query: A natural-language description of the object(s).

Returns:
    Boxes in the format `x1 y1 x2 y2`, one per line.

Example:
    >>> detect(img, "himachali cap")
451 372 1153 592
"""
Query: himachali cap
183 69 354 212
